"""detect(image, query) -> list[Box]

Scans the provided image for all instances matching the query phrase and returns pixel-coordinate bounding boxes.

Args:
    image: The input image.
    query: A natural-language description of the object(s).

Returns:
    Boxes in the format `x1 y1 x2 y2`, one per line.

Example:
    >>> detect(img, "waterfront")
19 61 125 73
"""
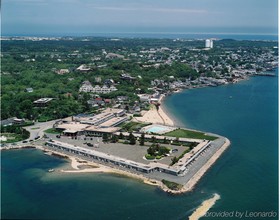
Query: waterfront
164 73 278 217
1 73 278 219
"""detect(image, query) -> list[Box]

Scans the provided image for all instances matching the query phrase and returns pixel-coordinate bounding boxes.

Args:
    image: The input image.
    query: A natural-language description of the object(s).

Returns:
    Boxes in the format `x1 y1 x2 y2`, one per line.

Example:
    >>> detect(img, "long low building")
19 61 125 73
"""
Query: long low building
55 123 121 137
45 139 214 177
45 140 181 175
114 132 204 144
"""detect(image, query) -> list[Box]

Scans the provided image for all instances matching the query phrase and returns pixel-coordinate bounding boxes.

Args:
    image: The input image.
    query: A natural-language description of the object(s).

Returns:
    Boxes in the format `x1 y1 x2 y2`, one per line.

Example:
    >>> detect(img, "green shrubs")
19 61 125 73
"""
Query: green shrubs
44 128 60 134
145 154 155 160
145 144 170 160
162 179 183 191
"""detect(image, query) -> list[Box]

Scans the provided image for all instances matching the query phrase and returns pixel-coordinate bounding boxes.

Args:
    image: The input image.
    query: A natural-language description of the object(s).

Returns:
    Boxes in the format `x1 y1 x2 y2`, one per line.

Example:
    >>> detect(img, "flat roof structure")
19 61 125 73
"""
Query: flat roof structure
56 122 121 134
103 108 125 114
84 126 121 133
56 123 89 131
80 112 114 125
99 116 128 128
33 98 53 104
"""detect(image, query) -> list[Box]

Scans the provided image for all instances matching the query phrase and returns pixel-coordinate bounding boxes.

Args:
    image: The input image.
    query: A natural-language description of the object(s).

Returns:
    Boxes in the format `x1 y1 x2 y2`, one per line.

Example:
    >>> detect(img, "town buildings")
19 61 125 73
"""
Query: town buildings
79 81 118 94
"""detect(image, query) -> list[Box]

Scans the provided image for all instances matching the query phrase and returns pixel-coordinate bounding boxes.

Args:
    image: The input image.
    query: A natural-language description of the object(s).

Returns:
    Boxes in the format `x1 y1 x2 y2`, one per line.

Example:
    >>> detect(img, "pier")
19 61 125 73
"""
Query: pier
252 73 276 77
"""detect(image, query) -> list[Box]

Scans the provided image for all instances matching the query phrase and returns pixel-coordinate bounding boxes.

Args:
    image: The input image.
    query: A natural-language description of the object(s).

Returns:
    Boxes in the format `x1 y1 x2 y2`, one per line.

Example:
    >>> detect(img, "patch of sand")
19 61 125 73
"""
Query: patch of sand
189 193 221 220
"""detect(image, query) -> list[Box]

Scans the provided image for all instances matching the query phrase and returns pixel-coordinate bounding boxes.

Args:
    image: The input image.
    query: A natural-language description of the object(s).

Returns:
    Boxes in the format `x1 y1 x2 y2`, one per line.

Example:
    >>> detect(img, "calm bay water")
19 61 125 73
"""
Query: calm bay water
1 73 278 219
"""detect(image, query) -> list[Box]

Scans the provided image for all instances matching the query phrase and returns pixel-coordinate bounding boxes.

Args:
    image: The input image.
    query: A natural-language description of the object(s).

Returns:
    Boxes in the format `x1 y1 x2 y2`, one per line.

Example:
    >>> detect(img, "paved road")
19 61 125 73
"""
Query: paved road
4 119 60 147
25 119 60 140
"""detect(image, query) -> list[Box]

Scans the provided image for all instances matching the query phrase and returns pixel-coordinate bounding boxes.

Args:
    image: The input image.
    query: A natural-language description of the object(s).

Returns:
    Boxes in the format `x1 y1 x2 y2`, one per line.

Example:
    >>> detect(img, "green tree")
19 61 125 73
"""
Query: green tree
119 132 124 139
139 133 145 146
129 132 136 145
102 133 109 142
147 146 155 155
171 156 178 165
151 136 156 143
111 135 118 143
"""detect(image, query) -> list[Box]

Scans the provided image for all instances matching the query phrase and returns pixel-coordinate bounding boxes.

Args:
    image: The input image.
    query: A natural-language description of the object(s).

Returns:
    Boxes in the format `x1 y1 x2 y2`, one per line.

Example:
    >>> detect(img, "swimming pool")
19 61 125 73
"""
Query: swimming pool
141 124 176 134
146 126 168 133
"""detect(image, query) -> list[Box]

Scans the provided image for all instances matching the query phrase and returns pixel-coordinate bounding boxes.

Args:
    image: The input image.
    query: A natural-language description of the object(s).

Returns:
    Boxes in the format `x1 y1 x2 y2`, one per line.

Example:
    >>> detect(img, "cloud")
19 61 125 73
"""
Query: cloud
8 0 47 3
87 6 207 14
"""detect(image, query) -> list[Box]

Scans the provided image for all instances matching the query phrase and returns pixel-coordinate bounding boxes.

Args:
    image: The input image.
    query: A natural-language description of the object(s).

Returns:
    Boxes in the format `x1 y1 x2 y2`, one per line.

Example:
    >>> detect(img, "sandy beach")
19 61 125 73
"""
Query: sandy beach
189 193 221 220
134 95 174 126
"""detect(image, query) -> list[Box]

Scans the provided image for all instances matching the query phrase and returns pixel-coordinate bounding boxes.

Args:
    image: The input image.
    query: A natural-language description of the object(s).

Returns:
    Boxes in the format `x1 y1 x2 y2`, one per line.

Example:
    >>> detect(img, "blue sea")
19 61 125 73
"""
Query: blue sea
1 70 278 219
5 32 278 41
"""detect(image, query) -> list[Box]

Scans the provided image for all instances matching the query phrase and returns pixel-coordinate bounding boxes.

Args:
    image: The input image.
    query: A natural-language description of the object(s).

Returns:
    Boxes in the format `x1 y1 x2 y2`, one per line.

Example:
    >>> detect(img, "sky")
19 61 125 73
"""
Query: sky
1 0 278 36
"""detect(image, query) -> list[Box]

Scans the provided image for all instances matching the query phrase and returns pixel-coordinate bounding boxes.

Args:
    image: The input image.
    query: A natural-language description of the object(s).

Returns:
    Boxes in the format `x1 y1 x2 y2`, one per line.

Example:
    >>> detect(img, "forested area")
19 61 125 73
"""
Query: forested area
1 37 277 121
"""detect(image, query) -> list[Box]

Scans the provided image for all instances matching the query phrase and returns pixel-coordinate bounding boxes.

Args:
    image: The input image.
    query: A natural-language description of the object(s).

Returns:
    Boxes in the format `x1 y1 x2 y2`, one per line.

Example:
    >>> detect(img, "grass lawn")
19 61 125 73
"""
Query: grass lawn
121 121 151 132
1 133 25 143
44 128 60 134
31 127 40 130
165 128 218 141
38 116 54 122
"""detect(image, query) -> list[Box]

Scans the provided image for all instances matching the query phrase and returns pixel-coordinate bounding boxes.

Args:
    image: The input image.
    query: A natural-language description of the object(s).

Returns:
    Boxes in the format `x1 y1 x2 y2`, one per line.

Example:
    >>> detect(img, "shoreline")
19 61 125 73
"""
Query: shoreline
159 95 185 128
1 82 235 195
1 84 232 195
1 145 165 190
133 96 175 126
1 137 230 195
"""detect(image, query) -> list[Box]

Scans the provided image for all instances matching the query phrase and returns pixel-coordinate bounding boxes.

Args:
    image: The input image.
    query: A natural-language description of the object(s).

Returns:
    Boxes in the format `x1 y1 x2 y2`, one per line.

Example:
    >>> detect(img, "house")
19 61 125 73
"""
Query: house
79 81 118 94
25 88 33 93
57 69 70 75
94 98 104 105
1 117 16 126
133 106 141 113
79 81 94 93
120 73 136 81
116 96 129 103
33 98 54 107
87 99 104 107
76 64 91 72
104 99 112 104
13 118 25 124
138 94 150 102
105 53 124 59
92 85 118 94
104 79 115 86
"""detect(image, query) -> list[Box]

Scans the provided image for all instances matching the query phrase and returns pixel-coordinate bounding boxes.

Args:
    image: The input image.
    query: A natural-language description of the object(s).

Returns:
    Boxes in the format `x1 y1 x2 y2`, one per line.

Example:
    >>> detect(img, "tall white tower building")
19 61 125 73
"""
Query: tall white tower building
205 39 213 48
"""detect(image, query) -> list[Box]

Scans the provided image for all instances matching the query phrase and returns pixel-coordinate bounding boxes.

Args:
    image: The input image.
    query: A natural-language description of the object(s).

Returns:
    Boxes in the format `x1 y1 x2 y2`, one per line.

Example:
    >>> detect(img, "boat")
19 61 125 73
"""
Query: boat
48 169 55 173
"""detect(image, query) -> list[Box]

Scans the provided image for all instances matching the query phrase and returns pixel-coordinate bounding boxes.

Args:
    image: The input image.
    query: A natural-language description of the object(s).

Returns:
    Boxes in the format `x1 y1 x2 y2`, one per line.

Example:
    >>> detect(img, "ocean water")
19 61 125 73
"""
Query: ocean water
1 72 278 219
164 73 278 217
6 32 278 41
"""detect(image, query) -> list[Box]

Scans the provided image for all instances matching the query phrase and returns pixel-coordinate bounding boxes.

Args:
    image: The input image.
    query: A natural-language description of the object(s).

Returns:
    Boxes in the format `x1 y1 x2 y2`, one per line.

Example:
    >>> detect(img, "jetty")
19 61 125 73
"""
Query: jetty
252 73 276 77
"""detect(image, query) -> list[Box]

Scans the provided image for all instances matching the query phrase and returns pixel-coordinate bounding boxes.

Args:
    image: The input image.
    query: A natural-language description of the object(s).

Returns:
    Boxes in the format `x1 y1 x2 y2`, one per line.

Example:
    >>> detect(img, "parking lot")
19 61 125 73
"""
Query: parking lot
44 134 189 166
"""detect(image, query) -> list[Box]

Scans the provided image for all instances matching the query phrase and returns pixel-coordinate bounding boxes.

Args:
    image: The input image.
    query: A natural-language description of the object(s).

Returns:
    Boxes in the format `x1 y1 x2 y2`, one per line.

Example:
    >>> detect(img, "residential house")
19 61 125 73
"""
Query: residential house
25 88 33 93
79 81 94 93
